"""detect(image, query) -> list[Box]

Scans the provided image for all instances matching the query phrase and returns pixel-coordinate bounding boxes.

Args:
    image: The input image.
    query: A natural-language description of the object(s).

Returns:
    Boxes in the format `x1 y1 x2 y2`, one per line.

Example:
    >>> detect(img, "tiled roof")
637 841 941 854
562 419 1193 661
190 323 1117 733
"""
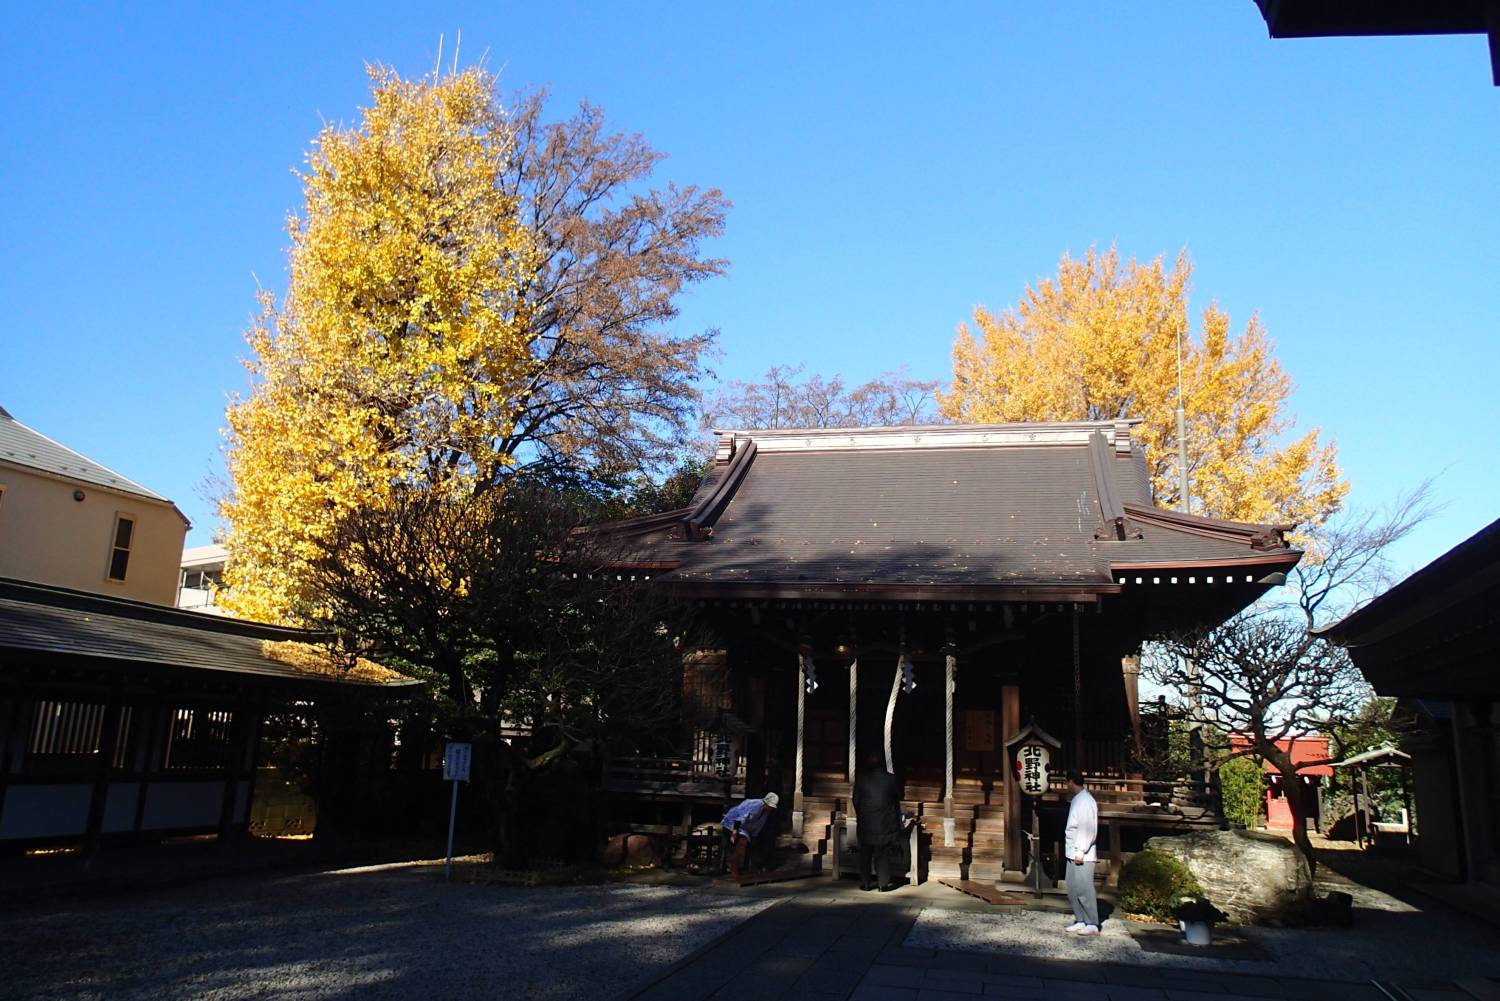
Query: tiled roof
0 405 172 503
602 421 1300 595
0 578 414 688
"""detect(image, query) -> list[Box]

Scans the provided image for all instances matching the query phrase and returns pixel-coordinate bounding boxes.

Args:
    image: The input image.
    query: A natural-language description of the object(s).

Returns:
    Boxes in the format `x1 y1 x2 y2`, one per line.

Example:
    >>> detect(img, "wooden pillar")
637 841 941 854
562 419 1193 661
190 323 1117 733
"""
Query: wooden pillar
1360 766 1374 849
1002 683 1022 872
792 653 806 837
1401 765 1414 846
219 703 261 840
83 695 124 855
943 651 956 848
0 697 26 836
1071 605 1084 768
1351 767 1364 848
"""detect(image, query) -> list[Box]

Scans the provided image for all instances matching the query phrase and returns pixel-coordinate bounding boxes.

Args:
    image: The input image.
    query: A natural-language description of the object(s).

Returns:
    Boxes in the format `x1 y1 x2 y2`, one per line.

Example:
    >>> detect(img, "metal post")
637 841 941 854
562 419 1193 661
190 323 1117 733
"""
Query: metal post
445 778 459 881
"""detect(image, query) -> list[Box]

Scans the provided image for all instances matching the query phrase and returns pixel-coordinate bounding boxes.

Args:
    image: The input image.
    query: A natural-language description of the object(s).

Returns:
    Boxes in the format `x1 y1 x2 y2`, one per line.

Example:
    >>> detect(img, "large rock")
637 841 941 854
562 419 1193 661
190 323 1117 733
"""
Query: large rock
1143 829 1312 924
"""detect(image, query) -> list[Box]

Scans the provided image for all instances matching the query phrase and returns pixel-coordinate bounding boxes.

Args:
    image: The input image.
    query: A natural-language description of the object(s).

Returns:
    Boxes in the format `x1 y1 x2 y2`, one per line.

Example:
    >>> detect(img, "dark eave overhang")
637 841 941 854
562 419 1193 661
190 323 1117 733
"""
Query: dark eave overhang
1254 0 1500 86
661 580 1118 604
1317 516 1500 647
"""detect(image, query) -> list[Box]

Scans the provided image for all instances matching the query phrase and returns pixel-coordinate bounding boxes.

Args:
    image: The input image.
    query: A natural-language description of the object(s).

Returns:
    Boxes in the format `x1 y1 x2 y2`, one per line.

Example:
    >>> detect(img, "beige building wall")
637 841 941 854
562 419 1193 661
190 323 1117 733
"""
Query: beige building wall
0 463 187 605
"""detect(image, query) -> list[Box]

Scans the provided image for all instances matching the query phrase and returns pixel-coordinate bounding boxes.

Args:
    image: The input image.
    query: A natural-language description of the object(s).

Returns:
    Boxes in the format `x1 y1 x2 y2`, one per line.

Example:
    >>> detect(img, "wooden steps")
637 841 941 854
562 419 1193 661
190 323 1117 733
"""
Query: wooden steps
804 775 1010 884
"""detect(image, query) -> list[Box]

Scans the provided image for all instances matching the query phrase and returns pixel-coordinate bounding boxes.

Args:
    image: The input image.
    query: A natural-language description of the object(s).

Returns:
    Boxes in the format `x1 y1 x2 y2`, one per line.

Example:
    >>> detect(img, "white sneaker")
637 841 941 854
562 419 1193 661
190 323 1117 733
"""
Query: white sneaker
1074 925 1100 937
1063 921 1085 933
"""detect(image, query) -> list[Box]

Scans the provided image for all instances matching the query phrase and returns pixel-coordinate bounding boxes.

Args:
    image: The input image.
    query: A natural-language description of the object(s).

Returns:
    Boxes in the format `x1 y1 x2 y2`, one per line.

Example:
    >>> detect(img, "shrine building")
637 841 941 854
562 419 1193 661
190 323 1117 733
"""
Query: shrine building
601 420 1302 881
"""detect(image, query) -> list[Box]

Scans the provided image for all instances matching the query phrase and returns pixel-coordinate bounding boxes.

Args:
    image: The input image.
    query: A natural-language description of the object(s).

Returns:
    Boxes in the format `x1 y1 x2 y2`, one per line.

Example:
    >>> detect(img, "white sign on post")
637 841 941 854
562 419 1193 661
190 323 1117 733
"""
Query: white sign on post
444 742 472 880
444 742 472 782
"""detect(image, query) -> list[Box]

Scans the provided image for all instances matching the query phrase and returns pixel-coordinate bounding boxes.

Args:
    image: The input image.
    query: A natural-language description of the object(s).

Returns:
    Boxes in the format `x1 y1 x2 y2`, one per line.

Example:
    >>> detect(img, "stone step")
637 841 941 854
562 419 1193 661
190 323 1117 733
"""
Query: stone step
928 860 1007 881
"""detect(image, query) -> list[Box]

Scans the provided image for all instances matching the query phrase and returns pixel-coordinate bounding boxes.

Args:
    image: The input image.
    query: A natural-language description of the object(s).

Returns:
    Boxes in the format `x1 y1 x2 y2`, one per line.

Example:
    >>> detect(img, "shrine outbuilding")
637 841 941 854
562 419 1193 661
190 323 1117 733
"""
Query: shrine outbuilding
600 420 1302 882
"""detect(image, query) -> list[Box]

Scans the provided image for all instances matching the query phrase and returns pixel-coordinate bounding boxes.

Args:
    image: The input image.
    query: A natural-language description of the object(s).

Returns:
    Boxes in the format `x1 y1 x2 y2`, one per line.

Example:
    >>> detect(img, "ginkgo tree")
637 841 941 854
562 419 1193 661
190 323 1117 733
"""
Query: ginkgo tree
940 247 1347 528
220 67 725 624
222 68 534 623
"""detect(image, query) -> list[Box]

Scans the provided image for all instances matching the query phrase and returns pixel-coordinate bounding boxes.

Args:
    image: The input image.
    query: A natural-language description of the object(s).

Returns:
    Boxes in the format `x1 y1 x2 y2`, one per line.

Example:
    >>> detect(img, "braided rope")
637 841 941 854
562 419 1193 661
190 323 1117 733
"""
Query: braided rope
847 658 857 791
884 652 902 774
945 653 956 797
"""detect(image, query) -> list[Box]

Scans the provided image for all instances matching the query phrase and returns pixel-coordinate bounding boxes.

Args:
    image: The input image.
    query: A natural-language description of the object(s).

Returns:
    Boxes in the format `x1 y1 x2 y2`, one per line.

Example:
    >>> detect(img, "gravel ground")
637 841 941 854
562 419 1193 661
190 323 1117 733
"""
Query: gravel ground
0 862 775 1001
907 882 1500 985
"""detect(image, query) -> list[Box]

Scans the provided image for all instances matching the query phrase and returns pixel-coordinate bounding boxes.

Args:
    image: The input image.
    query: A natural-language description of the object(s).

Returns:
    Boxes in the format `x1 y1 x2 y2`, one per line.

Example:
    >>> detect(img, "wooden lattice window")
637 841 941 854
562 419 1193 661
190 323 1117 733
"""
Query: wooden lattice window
164 708 234 770
26 701 132 770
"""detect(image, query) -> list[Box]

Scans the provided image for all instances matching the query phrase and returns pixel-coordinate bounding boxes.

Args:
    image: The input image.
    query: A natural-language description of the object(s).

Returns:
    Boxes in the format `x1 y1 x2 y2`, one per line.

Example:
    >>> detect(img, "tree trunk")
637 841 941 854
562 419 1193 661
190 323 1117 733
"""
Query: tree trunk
1263 744 1317 887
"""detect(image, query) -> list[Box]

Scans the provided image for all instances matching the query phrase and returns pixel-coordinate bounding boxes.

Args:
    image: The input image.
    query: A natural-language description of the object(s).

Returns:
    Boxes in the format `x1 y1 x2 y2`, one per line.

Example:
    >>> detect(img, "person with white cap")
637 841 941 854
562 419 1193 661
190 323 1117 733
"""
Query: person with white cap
719 792 779 879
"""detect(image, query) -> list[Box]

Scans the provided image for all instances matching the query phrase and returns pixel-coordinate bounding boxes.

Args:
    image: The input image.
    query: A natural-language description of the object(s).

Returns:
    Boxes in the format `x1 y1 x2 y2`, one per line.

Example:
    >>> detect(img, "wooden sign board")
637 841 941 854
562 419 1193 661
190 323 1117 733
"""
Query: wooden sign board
963 710 996 752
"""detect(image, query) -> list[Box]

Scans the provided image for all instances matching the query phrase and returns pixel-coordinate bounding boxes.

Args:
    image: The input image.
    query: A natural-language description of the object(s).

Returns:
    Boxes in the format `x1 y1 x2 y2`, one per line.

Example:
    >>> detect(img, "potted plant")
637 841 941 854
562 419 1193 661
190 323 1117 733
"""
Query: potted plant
1170 894 1229 946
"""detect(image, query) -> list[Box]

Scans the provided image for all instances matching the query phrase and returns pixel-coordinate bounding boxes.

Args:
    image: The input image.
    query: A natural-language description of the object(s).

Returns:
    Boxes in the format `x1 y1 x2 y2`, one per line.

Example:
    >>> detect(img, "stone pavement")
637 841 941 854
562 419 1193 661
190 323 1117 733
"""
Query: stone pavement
617 880 1472 1001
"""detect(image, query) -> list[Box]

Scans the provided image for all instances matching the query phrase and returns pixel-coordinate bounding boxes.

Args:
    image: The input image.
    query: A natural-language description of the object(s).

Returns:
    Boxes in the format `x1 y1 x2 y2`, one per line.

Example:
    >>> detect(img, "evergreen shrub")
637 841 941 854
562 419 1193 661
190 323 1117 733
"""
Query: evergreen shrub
1117 849 1204 922
1219 755 1266 829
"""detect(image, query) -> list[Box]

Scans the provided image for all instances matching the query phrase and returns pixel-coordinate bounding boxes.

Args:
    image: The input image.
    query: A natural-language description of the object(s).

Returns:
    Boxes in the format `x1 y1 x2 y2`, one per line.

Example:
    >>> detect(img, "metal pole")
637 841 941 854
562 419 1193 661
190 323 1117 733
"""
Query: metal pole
445 778 459 881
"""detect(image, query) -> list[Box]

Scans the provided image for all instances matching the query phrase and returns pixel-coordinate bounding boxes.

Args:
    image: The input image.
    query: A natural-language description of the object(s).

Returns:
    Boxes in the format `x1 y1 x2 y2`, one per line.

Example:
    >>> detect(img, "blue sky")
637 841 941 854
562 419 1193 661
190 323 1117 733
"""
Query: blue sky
2 3 1496 578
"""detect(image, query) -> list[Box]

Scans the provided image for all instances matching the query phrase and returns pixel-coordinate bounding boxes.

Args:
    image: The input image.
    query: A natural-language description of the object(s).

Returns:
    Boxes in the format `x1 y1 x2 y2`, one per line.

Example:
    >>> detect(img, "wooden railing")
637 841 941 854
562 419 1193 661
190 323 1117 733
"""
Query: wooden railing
606 755 745 800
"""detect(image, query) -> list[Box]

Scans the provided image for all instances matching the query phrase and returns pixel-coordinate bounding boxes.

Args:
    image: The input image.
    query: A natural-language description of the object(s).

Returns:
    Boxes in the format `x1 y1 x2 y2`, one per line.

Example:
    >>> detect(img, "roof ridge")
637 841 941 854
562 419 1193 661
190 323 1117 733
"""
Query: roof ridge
713 418 1142 436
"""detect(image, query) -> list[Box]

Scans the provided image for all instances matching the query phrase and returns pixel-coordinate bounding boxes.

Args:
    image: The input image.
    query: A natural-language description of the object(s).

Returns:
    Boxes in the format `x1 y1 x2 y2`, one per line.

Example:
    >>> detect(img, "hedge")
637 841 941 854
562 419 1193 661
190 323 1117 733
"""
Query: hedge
1117 849 1204 923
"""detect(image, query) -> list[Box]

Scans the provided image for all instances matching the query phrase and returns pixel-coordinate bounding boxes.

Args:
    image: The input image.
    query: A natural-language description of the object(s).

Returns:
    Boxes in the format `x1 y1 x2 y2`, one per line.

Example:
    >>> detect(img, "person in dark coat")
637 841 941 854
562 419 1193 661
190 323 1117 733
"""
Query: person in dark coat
852 751 904 891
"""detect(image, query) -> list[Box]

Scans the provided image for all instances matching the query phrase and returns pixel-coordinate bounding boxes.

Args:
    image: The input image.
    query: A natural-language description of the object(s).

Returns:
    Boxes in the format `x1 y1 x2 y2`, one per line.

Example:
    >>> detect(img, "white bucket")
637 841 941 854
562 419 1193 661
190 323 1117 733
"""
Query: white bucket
1181 920 1212 946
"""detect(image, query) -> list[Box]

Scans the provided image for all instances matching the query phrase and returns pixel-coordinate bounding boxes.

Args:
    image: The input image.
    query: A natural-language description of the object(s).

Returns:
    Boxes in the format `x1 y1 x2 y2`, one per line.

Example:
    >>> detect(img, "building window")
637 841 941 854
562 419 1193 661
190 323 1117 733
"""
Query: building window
108 514 135 582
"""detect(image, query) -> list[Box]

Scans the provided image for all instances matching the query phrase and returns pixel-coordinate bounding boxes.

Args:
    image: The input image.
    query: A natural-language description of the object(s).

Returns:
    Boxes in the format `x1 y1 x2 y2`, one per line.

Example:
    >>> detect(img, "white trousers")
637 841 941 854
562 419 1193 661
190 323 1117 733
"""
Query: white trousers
1065 859 1098 927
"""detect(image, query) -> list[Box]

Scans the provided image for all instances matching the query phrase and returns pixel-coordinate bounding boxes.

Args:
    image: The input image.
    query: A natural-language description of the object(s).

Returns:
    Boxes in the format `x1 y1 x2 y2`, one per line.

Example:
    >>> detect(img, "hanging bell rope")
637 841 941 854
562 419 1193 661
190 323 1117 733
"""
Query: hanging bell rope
793 651 808 831
885 649 908 774
944 650 957 847
802 653 819 694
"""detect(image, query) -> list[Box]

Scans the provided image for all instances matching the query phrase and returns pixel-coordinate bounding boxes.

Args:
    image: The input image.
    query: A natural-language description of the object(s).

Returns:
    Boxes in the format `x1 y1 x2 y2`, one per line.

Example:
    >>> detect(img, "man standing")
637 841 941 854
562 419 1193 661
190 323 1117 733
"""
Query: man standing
1063 768 1100 937
720 792 778 880
852 752 904 891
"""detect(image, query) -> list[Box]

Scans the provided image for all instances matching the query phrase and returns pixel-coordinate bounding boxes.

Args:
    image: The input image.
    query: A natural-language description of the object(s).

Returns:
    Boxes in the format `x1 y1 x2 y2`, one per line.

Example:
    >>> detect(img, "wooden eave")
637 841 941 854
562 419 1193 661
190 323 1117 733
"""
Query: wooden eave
661 580 1117 604
1121 504 1294 552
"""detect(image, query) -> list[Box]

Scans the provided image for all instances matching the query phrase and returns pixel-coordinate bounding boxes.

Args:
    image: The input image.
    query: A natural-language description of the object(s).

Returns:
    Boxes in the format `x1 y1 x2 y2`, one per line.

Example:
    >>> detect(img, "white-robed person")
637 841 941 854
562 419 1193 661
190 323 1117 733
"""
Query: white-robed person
1063 767 1100 936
